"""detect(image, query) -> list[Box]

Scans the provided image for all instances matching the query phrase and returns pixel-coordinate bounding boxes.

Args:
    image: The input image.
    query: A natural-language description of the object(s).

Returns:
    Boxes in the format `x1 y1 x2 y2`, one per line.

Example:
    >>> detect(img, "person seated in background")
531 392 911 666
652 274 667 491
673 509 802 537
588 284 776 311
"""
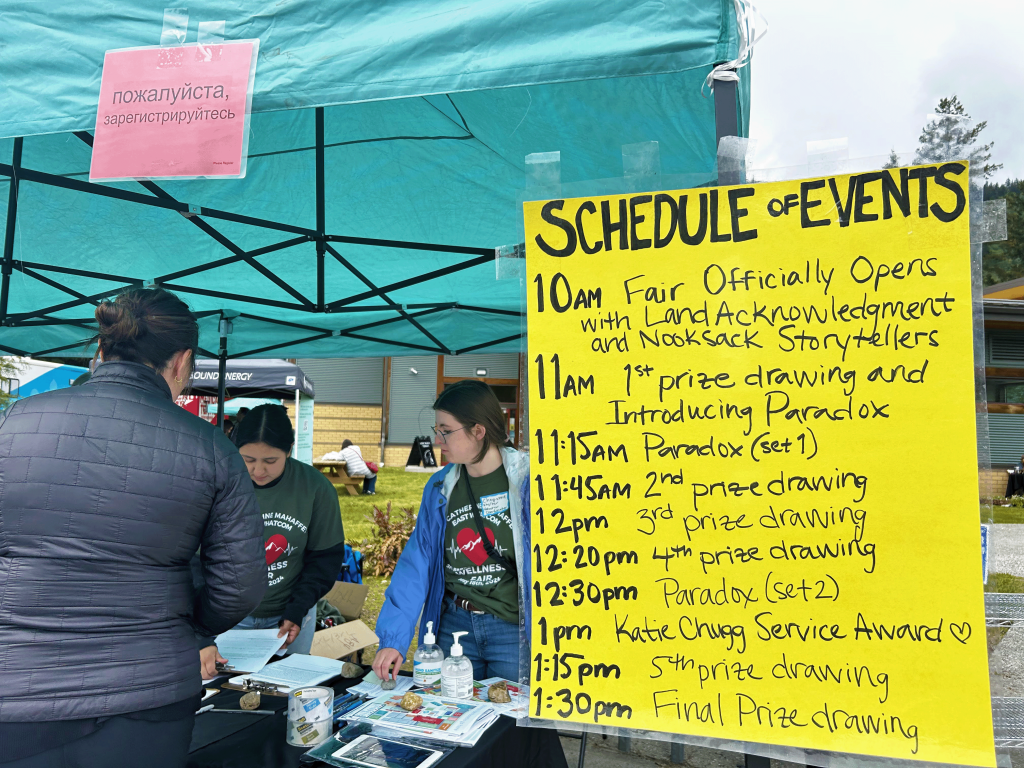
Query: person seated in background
236 406 251 423
339 438 377 495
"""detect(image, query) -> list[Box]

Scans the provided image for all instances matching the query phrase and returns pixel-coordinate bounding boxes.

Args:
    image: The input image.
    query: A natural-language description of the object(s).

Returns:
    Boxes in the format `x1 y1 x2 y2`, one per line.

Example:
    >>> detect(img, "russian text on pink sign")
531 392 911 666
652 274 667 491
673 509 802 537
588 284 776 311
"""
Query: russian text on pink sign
89 40 259 182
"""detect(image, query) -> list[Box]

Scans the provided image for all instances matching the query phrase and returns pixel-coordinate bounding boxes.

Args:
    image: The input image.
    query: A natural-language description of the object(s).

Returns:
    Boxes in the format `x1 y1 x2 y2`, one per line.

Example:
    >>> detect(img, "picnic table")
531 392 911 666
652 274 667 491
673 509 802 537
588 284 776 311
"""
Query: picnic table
314 461 364 496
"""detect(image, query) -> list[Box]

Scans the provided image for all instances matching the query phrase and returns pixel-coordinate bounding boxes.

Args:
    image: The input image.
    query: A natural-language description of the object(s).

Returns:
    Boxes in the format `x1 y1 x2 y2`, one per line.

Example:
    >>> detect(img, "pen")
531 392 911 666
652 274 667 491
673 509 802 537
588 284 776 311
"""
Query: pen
195 704 277 716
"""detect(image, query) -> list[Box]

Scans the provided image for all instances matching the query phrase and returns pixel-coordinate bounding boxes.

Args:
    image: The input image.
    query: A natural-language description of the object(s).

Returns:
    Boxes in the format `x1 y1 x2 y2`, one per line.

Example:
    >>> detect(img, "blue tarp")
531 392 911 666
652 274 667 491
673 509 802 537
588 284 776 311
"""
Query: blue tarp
0 0 751 358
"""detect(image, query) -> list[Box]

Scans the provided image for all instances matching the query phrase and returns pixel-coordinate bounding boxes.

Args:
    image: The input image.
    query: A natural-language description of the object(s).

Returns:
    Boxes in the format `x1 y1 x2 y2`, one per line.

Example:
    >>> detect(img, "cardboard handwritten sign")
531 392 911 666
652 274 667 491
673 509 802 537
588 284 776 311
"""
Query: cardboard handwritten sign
90 40 259 181
310 620 379 660
524 164 994 766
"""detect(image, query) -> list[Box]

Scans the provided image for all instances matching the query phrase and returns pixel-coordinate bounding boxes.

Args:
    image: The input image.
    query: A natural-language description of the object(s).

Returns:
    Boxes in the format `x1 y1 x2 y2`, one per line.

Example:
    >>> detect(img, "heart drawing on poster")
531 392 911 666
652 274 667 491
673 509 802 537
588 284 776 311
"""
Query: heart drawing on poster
265 534 288 564
950 621 972 644
456 527 496 566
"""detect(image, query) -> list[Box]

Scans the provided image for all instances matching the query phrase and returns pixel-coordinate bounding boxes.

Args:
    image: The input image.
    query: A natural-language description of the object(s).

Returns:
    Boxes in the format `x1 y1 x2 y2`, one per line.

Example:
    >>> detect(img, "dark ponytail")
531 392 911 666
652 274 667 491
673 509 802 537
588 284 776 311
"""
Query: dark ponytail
433 380 512 464
95 288 198 372
232 404 294 454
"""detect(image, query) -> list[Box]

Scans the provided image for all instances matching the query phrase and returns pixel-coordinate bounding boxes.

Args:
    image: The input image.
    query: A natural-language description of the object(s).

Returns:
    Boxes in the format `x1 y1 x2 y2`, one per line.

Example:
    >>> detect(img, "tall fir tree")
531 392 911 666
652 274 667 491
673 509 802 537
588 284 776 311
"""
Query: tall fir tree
982 186 1024 288
913 96 1001 179
882 147 901 169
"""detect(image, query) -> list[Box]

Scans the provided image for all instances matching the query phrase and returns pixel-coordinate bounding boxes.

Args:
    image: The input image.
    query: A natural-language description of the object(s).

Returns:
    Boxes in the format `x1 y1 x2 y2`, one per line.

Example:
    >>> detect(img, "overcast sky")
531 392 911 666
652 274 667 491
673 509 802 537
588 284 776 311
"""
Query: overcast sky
746 0 1024 182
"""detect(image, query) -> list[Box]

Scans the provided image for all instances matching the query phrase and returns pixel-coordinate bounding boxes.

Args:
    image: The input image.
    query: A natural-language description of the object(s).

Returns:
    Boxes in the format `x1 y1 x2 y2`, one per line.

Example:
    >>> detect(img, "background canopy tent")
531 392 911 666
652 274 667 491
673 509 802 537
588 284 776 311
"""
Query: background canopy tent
188 358 315 400
0 0 754 361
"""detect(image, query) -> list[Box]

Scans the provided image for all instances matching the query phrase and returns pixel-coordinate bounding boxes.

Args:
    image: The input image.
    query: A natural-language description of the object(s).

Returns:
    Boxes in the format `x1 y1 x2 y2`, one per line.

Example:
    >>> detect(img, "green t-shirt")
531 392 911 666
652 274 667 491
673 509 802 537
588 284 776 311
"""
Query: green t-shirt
443 466 519 624
252 458 346 617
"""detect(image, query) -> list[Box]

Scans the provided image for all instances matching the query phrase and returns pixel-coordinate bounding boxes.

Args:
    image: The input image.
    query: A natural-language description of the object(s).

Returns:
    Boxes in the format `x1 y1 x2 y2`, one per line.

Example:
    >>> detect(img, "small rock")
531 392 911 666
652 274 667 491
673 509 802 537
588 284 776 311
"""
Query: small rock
239 691 261 710
381 679 396 691
341 662 363 678
399 692 423 711
488 681 512 704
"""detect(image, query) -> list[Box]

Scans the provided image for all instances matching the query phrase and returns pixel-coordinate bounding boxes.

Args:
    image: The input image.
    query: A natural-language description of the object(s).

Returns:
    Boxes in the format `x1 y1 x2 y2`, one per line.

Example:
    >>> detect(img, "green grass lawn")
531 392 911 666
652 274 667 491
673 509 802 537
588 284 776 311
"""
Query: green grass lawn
986 505 1024 524
334 466 434 666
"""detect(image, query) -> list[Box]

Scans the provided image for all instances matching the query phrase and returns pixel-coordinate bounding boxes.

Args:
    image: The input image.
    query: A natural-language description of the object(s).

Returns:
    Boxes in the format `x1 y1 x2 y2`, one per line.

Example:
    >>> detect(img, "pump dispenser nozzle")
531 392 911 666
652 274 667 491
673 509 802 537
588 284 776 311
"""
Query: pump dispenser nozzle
451 631 468 656
424 621 436 645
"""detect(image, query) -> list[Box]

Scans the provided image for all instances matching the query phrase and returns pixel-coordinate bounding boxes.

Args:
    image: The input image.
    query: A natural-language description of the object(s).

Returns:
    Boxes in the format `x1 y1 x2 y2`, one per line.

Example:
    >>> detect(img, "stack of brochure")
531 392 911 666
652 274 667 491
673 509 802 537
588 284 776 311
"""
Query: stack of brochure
343 692 499 747
417 678 529 718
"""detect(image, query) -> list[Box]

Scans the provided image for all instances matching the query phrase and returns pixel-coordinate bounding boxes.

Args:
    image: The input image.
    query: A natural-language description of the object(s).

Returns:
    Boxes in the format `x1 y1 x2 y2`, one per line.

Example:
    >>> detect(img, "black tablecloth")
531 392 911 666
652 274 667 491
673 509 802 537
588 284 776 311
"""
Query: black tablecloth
187 675 567 768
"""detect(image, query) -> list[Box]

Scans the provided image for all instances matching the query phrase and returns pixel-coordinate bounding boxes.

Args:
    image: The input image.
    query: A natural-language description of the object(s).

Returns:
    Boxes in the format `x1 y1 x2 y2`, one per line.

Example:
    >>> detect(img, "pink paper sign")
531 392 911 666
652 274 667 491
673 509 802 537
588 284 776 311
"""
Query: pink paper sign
90 40 259 182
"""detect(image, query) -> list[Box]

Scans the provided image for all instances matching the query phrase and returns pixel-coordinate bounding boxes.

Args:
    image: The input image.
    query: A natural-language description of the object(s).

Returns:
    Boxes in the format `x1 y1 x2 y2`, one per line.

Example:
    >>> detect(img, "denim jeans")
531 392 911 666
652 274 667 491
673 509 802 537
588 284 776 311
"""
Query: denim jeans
234 604 317 655
363 475 377 494
436 594 519 681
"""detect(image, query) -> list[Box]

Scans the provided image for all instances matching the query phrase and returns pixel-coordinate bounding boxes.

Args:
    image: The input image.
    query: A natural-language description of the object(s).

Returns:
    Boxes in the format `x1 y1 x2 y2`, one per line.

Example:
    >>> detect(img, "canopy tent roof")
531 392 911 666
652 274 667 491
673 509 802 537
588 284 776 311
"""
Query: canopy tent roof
0 0 753 360
188 358 315 399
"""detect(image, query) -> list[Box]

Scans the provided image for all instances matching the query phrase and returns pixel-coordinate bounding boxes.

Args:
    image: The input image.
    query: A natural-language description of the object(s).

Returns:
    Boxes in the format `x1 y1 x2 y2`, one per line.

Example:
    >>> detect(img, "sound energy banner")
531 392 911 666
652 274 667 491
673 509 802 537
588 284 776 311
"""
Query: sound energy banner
524 163 994 766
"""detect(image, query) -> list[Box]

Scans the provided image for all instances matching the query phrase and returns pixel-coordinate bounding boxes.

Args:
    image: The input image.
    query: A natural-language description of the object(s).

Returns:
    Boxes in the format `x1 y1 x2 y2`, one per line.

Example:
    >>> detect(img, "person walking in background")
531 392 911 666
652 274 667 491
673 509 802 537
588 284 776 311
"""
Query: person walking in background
339 438 378 494
201 405 346 670
0 288 267 768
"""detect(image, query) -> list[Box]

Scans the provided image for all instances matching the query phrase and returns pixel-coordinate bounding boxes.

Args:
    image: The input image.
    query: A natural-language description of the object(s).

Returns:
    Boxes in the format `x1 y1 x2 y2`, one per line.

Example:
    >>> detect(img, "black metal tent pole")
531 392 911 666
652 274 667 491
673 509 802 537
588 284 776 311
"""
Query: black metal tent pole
0 161 316 238
713 73 740 185
216 315 230 428
0 135 527 358
315 108 326 311
1 138 23 324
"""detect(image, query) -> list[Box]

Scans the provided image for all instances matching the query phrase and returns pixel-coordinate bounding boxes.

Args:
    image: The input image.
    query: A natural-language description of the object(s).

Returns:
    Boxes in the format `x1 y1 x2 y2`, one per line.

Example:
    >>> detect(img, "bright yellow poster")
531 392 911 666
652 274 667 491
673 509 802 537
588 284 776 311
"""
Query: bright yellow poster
524 163 993 766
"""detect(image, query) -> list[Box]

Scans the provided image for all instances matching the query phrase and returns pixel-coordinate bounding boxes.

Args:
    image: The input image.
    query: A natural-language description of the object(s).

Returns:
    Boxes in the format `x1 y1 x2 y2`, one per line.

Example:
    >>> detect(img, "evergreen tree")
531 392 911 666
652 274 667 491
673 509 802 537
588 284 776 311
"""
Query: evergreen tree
913 96 1001 179
983 188 1024 288
882 147 901 169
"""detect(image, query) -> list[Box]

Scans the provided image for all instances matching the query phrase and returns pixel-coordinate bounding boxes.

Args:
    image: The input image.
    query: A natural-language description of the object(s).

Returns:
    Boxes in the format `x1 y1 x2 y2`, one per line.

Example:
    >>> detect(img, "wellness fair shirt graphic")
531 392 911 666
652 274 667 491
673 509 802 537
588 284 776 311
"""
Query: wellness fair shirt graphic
524 163 994 767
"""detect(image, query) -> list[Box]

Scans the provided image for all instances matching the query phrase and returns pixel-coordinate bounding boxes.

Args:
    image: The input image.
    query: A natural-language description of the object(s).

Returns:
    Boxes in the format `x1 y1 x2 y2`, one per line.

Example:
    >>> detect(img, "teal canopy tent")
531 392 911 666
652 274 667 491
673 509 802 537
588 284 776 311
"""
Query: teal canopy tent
0 0 754 360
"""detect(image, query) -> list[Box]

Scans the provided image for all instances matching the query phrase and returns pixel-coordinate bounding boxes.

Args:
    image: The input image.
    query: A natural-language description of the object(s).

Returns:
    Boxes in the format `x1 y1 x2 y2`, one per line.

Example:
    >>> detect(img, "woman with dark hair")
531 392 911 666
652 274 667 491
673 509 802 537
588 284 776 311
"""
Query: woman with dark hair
201 404 346 669
373 380 527 681
0 288 266 767
339 438 378 494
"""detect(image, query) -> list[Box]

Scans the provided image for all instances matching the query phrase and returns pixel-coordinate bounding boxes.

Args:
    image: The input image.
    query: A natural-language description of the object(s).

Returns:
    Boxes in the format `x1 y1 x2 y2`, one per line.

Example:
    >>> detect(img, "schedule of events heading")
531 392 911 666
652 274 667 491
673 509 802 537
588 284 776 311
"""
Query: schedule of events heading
524 164 994 766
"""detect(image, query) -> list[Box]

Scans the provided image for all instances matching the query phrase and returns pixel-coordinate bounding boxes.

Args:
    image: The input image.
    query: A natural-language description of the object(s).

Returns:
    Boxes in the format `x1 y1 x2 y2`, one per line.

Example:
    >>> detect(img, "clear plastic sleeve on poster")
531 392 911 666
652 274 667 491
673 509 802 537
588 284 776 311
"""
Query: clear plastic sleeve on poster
511 136 1010 768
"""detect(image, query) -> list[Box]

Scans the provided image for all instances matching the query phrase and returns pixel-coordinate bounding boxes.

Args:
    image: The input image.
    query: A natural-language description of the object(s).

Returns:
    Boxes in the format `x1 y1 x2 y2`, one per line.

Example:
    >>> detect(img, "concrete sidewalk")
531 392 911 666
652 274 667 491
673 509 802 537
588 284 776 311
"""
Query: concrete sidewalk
558 734 805 768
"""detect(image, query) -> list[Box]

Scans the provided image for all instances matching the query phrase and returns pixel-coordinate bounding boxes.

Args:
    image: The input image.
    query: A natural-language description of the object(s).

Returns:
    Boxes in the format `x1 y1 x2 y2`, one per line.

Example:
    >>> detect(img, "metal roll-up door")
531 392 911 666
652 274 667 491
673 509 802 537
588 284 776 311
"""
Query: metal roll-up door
296 358 383 404
988 413 1024 466
388 356 439 444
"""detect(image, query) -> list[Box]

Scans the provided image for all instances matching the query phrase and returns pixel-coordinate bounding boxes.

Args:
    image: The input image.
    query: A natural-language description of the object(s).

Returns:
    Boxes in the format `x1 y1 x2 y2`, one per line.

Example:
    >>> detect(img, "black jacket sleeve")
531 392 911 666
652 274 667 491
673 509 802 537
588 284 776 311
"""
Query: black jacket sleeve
281 542 347 625
192 433 268 637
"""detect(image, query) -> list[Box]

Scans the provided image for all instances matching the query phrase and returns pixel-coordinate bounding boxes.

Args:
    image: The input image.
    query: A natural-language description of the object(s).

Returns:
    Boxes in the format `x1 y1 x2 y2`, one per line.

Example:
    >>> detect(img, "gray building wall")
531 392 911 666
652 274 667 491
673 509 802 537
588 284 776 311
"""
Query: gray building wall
443 353 519 379
388 356 439 444
297 358 383 404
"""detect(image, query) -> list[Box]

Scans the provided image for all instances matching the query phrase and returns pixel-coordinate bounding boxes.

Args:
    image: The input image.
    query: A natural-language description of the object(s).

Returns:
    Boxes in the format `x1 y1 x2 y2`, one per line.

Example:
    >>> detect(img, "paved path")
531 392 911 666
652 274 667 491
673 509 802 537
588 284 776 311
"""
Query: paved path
991 524 1024 578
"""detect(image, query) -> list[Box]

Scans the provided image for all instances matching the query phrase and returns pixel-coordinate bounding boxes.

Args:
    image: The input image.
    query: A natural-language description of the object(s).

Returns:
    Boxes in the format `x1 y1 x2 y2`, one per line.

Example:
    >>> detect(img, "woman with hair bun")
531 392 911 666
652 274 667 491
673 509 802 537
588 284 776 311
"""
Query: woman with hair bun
200 404 346 669
0 288 266 768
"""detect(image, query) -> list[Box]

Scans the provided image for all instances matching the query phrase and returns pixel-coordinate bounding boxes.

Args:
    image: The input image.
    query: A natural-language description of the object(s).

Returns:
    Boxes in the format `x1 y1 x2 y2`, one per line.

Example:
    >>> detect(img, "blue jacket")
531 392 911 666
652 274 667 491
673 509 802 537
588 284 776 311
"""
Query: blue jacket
376 447 531 656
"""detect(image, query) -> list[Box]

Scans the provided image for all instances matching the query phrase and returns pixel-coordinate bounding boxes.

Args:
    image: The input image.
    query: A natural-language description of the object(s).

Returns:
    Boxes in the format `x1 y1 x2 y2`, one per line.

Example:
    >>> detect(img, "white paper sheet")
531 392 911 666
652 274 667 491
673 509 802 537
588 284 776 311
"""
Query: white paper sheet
214 628 283 674
347 669 415 697
231 654 344 691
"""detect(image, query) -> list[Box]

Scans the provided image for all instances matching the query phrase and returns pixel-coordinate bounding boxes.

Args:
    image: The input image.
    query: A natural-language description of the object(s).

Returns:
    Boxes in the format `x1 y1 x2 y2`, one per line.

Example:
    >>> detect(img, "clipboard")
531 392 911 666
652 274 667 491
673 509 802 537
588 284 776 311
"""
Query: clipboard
221 678 291 698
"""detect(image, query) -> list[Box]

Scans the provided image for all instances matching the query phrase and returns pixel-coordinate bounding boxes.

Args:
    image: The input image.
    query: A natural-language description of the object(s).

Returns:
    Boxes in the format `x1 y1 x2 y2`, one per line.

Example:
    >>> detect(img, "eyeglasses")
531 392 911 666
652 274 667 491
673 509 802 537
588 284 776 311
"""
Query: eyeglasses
431 425 468 444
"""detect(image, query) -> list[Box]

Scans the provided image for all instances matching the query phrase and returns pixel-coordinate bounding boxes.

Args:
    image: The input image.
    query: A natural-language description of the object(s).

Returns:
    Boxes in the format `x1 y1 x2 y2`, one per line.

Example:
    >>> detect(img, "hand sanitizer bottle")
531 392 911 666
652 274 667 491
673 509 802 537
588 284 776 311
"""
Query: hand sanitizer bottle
413 621 444 687
440 631 473 699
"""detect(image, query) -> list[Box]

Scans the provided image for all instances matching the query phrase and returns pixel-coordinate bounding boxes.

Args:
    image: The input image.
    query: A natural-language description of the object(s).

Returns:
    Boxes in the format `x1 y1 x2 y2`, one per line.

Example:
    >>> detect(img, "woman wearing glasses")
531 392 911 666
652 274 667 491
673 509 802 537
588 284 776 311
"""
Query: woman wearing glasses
373 380 528 684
